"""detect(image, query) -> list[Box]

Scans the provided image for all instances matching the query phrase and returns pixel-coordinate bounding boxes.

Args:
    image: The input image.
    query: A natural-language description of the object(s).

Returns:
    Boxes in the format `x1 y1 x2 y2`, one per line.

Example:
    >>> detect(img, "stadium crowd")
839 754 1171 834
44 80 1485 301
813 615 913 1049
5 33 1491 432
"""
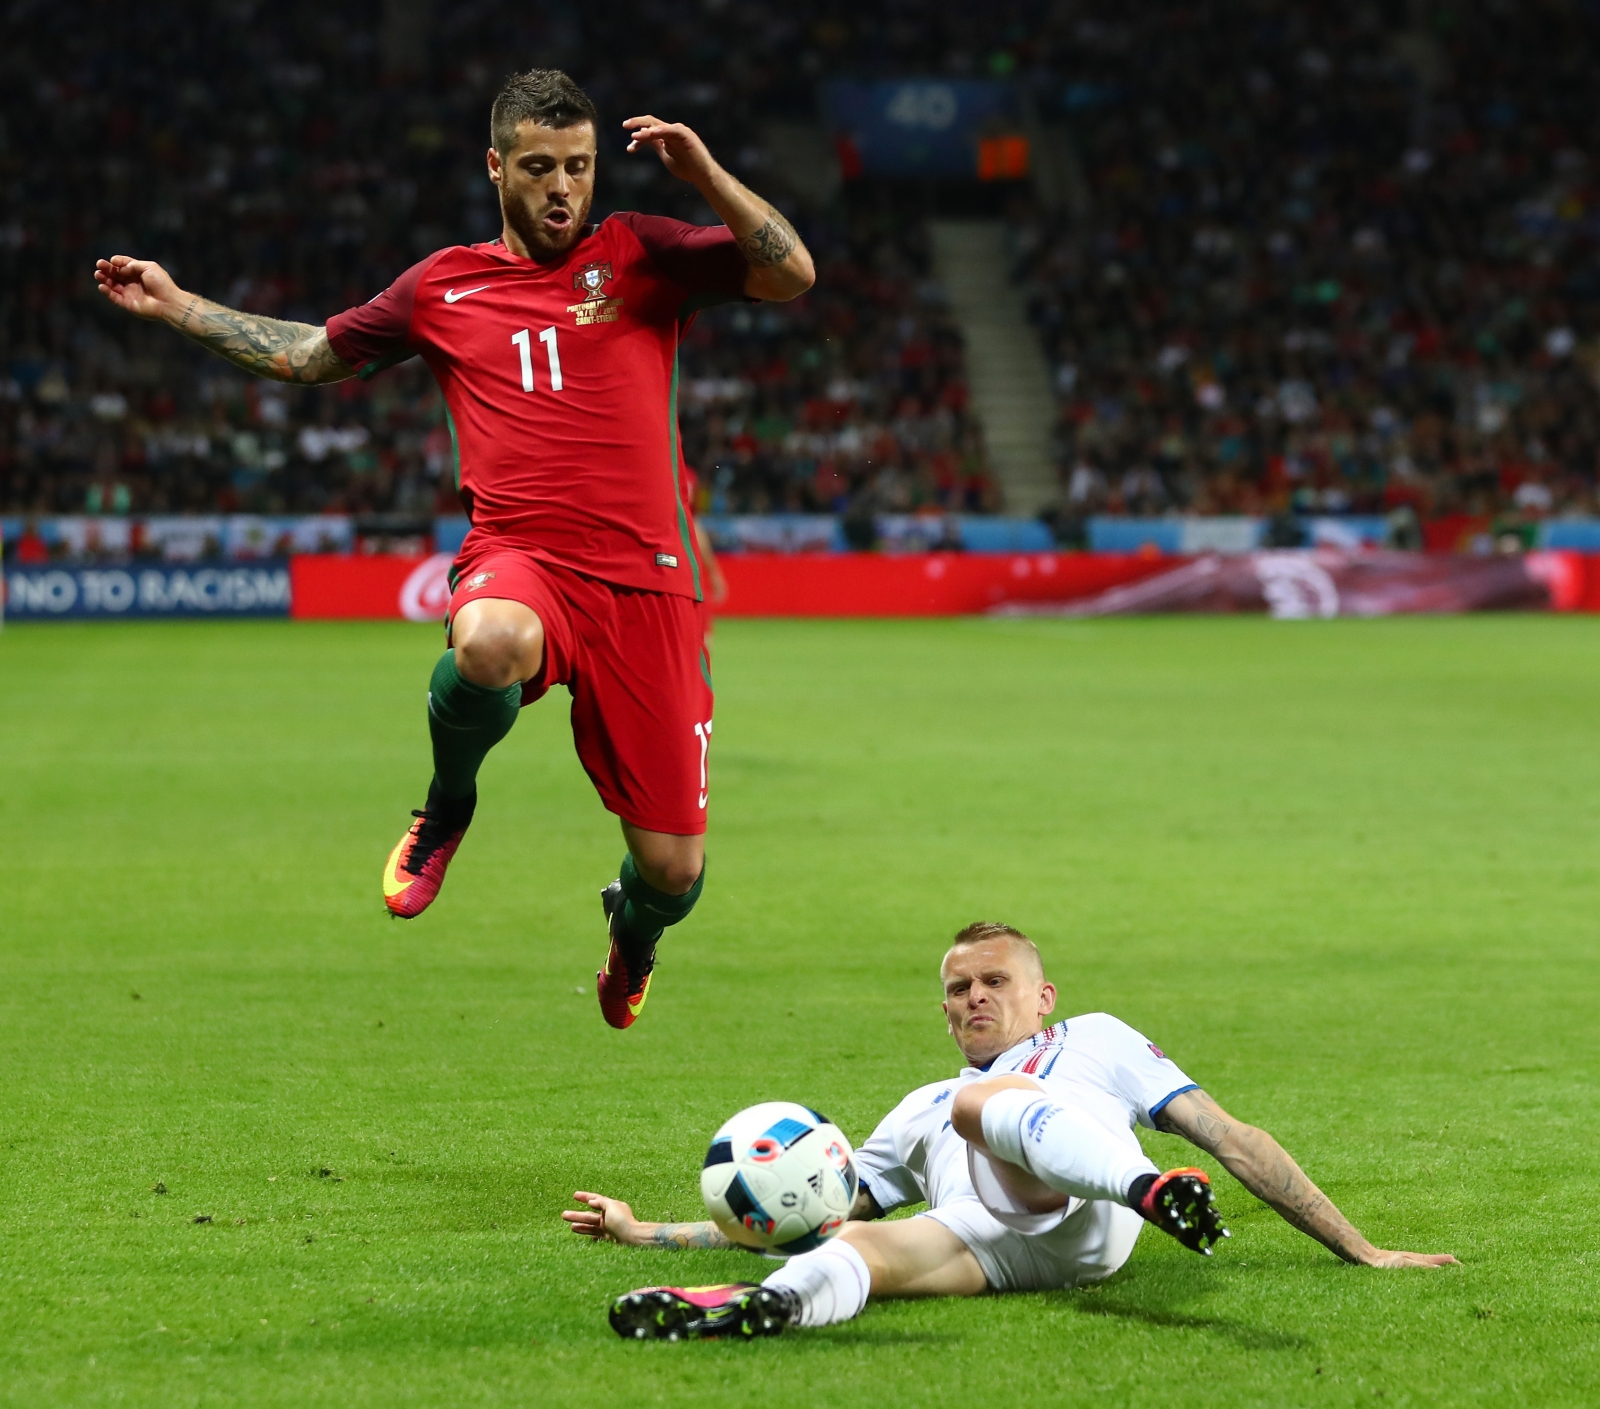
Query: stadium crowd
1020 1 1600 535
0 1 994 528
4 2 1600 540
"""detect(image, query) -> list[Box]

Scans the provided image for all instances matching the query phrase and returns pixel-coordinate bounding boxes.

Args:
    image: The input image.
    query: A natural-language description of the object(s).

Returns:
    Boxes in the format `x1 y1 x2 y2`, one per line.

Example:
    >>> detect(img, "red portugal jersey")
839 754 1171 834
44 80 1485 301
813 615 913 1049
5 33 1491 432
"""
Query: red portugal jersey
326 213 748 599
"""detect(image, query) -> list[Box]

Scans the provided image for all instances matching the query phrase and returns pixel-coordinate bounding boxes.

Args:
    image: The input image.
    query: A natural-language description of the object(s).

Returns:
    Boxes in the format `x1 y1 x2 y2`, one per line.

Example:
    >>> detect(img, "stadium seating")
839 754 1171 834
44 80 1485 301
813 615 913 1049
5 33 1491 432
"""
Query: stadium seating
1018 2 1600 536
3 3 1598 545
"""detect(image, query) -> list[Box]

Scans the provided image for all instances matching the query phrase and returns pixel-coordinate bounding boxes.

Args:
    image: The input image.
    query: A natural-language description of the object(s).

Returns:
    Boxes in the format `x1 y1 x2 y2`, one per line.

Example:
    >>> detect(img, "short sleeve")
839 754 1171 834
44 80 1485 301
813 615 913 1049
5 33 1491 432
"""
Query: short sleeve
852 1109 922 1214
326 255 434 378
1078 1014 1199 1130
612 211 749 301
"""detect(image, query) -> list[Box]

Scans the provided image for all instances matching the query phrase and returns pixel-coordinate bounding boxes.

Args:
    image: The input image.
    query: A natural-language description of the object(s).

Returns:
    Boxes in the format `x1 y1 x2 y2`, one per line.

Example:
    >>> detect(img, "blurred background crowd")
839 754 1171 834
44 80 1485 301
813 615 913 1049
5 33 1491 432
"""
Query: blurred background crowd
2 1 1598 539
1023 1 1600 538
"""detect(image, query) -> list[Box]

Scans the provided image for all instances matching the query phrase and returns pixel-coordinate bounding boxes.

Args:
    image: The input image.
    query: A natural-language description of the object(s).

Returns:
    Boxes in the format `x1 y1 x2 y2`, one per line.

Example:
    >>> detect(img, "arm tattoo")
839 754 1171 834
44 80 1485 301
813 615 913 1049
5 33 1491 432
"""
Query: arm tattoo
175 298 352 384
648 1222 734 1250
739 207 799 268
1156 1089 1366 1261
1154 1090 1230 1152
1188 1106 1230 1151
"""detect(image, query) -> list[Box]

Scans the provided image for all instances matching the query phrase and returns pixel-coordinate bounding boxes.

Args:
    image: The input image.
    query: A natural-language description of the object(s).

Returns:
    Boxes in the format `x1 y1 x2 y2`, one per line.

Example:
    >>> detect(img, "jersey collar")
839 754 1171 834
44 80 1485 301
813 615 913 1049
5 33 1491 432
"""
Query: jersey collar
961 1020 1070 1076
475 225 601 267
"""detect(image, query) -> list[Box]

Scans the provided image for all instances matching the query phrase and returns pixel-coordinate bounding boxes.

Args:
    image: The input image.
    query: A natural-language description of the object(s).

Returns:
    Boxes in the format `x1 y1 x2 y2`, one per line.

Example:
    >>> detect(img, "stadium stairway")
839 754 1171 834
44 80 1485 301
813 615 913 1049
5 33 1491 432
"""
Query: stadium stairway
929 221 1059 516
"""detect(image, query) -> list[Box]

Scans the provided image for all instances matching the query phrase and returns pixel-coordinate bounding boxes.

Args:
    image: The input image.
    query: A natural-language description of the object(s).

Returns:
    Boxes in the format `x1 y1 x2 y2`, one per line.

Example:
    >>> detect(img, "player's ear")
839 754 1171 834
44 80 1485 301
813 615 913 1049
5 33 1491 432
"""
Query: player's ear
487 147 503 186
1038 982 1057 1018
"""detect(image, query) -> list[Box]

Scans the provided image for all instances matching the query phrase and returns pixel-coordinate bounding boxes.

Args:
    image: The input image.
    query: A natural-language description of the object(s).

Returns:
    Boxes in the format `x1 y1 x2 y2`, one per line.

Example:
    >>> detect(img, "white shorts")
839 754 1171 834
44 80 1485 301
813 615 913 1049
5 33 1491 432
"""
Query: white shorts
922 1196 1144 1293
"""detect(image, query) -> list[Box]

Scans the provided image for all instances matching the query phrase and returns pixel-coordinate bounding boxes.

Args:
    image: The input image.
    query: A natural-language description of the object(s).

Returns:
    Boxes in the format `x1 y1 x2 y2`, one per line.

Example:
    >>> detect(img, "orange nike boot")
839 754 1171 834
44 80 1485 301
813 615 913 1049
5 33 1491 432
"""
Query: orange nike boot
1131 1167 1230 1255
595 880 655 1029
382 786 475 919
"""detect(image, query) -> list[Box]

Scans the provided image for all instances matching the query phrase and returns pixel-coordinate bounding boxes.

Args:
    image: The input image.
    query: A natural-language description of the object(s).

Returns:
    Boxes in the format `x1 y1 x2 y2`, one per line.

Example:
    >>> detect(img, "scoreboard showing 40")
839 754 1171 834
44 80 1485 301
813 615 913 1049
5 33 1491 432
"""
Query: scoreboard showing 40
822 79 1017 177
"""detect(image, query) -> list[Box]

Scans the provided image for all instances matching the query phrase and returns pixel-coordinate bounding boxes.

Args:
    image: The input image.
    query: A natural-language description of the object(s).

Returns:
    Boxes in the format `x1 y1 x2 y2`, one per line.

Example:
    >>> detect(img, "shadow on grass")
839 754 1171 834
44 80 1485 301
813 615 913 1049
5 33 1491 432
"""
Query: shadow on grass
804 1329 960 1348
1064 1295 1309 1352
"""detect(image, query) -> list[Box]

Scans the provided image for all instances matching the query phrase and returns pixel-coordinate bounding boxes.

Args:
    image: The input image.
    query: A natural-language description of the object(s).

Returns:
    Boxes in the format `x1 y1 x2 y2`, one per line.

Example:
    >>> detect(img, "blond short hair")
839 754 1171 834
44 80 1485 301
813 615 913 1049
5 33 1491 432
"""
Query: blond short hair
945 921 1045 976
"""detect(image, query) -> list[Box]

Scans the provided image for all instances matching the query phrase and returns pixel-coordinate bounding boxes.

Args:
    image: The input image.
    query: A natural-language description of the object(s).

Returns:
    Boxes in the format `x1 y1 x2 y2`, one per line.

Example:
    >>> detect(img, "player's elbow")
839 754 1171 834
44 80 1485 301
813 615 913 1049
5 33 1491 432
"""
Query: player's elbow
788 251 816 295
750 258 814 303
1214 1121 1274 1170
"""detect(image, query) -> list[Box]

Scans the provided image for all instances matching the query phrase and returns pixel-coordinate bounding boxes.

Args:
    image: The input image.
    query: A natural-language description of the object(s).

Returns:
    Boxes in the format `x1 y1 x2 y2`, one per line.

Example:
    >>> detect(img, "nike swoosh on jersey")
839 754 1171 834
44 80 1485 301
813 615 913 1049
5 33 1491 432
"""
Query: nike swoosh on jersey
443 285 491 303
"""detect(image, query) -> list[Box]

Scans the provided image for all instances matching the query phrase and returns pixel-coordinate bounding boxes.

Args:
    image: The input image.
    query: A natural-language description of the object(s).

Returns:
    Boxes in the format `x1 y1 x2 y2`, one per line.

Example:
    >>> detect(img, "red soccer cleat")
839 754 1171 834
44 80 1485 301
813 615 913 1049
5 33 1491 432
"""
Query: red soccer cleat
1134 1167 1230 1255
382 789 475 919
596 880 655 1029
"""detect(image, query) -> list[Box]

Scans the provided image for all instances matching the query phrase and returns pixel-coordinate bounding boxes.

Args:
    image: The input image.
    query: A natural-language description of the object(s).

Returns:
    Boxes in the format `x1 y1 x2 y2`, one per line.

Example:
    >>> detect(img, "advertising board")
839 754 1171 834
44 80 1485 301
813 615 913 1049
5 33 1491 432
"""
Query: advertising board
4 562 291 620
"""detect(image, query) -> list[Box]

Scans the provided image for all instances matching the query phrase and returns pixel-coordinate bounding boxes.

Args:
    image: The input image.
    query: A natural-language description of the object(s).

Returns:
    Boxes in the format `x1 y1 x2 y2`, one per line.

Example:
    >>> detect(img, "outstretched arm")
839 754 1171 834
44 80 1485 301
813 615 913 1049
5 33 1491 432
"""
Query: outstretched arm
622 117 815 302
93 256 352 385
1154 1090 1457 1268
563 1187 883 1250
564 1191 735 1249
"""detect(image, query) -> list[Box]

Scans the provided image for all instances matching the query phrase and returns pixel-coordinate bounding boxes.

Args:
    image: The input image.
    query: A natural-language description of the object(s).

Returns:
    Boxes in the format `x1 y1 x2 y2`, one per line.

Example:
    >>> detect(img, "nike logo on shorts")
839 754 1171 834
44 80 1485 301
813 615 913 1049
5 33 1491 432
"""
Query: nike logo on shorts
444 285 490 303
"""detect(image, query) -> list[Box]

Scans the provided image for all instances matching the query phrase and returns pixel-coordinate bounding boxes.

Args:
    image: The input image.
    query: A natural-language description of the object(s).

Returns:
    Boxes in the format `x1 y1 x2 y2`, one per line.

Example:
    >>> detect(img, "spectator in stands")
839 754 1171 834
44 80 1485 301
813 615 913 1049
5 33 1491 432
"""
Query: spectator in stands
1019 1 1600 530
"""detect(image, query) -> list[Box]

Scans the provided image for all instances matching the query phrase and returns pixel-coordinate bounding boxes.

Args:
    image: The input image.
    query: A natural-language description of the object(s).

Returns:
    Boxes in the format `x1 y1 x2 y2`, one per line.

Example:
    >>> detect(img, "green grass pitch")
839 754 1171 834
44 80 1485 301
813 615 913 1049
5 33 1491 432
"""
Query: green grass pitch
2 614 1597 1406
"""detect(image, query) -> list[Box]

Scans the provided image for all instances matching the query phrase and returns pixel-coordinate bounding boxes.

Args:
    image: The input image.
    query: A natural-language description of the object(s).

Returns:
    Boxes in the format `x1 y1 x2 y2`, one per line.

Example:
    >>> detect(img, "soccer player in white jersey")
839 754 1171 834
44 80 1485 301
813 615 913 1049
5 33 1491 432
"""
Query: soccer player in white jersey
567 922 1456 1340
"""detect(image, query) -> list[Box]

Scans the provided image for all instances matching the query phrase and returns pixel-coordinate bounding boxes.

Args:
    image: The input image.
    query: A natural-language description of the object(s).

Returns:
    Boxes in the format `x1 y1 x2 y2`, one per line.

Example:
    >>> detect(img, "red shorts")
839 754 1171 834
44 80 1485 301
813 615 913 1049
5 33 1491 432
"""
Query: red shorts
447 548 713 835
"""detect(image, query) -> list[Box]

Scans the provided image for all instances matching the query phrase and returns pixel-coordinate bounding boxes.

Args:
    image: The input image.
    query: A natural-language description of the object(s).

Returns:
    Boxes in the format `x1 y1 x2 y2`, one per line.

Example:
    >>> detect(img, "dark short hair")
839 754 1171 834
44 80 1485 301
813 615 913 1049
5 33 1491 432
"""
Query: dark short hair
491 70 598 154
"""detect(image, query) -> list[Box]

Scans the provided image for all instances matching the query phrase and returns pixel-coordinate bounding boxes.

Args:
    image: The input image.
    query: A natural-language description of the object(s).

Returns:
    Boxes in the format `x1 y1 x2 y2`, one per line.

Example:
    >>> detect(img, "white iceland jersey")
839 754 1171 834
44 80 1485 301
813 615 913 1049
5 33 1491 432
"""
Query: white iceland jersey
854 1013 1197 1218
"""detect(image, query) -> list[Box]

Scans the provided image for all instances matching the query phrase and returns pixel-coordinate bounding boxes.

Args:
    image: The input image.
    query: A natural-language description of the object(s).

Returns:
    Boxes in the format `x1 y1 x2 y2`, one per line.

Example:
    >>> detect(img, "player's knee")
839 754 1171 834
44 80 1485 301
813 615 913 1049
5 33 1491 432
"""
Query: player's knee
624 831 704 896
454 620 540 688
953 1077 1041 1151
660 856 704 895
636 855 701 896
950 1086 990 1147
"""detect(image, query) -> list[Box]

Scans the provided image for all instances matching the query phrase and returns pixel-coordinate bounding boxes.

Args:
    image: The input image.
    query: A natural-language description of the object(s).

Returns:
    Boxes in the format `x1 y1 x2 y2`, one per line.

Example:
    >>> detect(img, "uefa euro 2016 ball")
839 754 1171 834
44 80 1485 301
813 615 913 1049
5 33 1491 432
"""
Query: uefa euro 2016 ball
700 1102 857 1256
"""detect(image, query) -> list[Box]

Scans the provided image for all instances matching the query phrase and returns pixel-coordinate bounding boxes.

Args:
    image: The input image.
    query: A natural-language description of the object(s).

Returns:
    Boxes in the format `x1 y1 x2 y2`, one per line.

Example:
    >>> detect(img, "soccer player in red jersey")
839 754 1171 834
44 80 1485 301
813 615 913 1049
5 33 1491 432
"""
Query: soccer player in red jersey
92 70 814 1029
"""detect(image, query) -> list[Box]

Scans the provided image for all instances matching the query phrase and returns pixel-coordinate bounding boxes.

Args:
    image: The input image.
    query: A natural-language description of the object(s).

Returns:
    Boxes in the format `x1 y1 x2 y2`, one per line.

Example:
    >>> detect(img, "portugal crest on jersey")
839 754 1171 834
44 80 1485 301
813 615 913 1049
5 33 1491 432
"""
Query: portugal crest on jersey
573 261 614 301
569 261 623 326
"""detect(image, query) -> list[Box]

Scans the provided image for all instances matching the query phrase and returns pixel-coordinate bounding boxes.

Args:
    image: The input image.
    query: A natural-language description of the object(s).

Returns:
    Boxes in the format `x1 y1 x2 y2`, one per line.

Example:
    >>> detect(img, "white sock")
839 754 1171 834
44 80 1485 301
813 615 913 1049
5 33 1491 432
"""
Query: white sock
760 1238 872 1327
980 1087 1158 1204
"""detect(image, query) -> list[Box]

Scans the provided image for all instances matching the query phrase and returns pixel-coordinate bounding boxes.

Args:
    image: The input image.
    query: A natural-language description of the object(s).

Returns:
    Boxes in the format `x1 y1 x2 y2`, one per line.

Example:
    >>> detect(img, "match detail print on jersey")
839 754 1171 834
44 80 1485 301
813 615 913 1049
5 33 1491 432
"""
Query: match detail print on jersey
324 212 751 598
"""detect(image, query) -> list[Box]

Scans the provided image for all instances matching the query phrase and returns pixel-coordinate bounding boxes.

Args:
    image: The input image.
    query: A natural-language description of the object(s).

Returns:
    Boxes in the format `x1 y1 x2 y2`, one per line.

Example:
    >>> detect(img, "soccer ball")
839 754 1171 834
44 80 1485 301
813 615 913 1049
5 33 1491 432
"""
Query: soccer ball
700 1101 857 1256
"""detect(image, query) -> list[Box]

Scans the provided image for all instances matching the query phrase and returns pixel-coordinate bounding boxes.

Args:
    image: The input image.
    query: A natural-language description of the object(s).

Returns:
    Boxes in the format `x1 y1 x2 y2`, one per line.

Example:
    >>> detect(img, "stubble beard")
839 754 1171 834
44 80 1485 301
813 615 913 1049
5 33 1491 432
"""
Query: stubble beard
503 187 593 262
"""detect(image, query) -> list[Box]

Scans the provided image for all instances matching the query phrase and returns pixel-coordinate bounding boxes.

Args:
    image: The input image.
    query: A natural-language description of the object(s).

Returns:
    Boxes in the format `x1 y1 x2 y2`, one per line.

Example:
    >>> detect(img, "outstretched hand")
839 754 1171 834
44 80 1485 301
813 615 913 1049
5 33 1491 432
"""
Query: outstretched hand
1360 1248 1459 1268
93 256 185 321
623 116 719 186
563 1191 646 1245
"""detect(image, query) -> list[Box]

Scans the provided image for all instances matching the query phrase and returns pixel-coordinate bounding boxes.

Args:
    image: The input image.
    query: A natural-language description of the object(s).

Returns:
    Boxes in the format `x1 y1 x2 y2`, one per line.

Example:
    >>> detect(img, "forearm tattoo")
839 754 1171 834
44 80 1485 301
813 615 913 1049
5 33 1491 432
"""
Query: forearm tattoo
649 1222 734 1250
1186 1105 1230 1151
1155 1091 1230 1151
739 206 799 267
1156 1092 1362 1260
176 299 351 384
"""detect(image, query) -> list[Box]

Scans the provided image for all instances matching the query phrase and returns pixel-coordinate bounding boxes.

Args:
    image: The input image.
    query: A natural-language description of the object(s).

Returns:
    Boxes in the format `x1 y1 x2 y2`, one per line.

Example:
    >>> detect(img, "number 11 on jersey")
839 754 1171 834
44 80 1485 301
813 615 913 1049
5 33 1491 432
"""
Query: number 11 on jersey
511 327 563 393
